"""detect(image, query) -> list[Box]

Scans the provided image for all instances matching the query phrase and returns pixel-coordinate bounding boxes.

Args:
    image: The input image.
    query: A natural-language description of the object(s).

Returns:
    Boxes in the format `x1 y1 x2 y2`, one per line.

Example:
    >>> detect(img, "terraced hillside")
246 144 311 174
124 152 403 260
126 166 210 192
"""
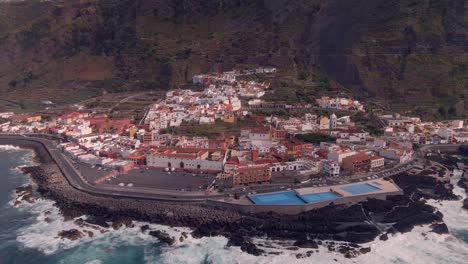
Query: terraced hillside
0 0 466 119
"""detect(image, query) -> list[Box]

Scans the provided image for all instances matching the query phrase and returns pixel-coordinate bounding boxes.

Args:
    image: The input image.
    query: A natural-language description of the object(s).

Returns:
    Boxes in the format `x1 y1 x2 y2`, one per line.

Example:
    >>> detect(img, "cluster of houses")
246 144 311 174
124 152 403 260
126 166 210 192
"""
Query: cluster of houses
0 111 139 173
0 67 466 190
315 96 364 111
380 114 468 144
270 113 367 143
145 68 274 130
1 105 465 188
0 105 468 190
192 67 276 85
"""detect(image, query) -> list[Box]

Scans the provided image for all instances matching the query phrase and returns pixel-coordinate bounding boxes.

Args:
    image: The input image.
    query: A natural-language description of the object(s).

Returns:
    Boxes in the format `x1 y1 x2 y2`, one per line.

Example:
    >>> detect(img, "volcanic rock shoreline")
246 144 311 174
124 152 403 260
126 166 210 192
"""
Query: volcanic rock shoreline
3 139 463 258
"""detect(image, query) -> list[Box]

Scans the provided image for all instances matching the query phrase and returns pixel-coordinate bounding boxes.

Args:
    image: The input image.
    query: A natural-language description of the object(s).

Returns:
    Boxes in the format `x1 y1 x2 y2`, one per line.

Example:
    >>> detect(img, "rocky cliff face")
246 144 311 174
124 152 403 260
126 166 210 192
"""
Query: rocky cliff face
0 0 466 115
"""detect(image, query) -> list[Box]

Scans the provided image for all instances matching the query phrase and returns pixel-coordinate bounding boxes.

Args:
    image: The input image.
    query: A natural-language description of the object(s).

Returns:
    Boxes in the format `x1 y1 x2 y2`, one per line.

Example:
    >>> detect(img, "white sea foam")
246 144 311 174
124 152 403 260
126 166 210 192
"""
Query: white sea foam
0 144 37 166
14 195 194 256
12 165 468 264
14 198 468 264
20 149 37 166
16 200 88 254
154 170 468 264
426 170 468 233
85 260 103 264
152 224 468 264
0 144 21 151
0 145 33 168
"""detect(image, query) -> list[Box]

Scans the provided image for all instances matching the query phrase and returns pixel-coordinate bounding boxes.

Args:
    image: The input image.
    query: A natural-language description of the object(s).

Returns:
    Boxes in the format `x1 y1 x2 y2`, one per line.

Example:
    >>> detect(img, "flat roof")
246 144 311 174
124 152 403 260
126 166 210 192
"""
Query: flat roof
296 178 400 198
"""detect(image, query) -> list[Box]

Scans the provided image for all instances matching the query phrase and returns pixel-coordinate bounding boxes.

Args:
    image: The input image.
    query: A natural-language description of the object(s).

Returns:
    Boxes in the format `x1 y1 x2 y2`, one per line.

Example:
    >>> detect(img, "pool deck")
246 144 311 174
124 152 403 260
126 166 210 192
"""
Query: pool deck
295 178 400 198
210 178 403 215
234 178 402 211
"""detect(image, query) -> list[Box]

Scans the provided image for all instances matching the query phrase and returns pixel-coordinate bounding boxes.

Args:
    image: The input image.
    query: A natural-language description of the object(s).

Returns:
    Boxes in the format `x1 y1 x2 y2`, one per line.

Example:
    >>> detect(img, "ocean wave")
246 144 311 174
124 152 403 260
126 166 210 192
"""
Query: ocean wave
0 145 21 151
154 171 468 264
20 150 38 166
14 196 194 256
13 193 468 264
153 224 468 264
85 260 103 264
16 200 88 255
0 144 37 166
11 166 468 264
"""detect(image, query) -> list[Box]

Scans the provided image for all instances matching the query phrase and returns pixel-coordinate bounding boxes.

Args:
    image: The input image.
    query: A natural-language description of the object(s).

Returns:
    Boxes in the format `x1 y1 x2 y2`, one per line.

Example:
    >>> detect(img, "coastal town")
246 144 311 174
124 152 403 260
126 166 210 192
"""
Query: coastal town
2 1 468 262
0 67 466 209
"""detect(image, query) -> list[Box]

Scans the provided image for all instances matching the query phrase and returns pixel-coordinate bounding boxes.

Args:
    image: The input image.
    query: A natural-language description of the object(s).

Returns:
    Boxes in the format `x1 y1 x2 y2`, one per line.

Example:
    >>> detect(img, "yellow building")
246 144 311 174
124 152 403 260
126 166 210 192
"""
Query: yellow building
10 114 42 123
128 127 139 138
223 113 235 123
319 116 329 129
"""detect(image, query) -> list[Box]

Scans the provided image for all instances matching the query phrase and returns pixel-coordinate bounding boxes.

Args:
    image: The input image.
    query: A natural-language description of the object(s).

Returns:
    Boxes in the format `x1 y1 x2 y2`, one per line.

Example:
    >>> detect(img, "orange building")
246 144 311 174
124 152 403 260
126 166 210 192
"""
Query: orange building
232 164 272 186
223 113 235 123
342 153 371 173
9 114 42 123
127 154 146 165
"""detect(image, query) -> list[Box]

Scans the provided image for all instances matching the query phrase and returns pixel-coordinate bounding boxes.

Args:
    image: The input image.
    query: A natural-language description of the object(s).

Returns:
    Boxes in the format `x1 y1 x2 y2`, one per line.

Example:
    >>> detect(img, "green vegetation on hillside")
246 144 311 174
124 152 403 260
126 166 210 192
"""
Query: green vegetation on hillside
352 111 384 136
0 0 466 115
160 116 263 138
295 133 335 144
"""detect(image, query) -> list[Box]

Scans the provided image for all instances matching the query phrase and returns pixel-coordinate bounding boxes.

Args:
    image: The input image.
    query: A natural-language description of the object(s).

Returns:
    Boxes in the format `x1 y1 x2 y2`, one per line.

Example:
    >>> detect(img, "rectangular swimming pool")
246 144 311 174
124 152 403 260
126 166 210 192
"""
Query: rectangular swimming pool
248 191 306 205
340 183 381 195
300 191 342 204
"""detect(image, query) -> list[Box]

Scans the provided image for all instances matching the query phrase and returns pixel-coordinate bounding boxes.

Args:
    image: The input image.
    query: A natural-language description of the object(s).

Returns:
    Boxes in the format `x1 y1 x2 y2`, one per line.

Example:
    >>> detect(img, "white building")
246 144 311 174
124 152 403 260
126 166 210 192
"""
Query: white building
199 116 215 124
329 113 337 129
327 150 357 164
450 120 464 129
454 133 468 143
324 161 340 177
437 127 453 139
370 156 385 170
146 149 226 172
378 148 413 163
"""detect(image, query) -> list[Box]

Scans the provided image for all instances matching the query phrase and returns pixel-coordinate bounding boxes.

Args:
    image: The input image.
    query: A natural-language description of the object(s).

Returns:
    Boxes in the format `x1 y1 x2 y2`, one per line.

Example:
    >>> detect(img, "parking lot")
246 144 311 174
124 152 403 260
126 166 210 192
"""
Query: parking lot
271 170 309 184
74 162 110 182
105 168 216 191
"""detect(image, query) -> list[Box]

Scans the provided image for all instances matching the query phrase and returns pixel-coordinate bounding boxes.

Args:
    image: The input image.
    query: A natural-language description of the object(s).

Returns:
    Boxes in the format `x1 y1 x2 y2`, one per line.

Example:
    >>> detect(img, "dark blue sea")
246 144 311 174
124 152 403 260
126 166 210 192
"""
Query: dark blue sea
0 146 467 264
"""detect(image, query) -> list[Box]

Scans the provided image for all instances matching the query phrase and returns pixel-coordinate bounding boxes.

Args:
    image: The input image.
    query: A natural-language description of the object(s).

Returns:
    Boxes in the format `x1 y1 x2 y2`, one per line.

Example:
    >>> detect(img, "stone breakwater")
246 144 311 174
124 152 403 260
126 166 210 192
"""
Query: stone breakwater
457 175 468 210
2 138 462 258
427 151 468 210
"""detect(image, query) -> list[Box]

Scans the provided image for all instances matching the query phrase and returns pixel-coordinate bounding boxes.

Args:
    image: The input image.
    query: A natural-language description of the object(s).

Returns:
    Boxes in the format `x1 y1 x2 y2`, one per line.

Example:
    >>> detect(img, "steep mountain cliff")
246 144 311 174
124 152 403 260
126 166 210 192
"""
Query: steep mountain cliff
0 0 466 117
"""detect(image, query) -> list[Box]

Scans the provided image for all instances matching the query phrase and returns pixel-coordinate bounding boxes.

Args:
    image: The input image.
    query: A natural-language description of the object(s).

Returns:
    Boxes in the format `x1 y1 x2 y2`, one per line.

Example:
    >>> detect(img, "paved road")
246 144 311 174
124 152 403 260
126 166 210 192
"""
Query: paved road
0 134 225 202
0 134 462 202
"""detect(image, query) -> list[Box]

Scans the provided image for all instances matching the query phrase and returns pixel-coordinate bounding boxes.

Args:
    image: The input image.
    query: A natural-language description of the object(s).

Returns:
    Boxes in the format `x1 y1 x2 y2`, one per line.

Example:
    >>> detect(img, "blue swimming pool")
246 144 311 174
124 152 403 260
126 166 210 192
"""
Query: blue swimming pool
300 191 342 203
248 191 306 205
340 183 381 195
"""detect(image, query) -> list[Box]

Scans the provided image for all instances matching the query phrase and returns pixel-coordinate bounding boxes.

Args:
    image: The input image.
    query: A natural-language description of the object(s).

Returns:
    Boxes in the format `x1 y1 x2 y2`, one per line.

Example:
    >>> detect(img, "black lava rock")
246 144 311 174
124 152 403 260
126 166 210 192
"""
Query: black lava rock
149 230 175 245
430 223 449 234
